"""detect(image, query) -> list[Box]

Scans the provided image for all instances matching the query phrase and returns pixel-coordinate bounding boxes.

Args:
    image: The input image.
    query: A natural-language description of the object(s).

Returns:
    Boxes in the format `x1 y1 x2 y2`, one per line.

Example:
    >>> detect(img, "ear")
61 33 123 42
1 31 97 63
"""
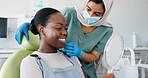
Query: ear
37 25 45 35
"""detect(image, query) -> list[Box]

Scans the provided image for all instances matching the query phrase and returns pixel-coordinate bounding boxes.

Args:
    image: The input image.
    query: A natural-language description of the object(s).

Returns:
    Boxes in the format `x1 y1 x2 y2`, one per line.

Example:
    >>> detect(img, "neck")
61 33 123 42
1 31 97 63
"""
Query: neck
38 40 57 53
37 49 58 53
81 24 96 34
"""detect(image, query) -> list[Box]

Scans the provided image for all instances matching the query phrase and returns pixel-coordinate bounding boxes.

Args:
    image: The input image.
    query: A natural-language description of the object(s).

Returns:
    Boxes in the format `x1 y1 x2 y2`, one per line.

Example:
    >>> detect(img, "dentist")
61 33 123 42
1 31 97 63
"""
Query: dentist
15 0 114 78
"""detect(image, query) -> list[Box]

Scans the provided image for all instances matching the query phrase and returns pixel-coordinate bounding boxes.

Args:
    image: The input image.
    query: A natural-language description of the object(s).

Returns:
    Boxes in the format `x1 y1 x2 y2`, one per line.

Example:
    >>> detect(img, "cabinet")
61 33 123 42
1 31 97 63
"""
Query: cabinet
133 47 148 63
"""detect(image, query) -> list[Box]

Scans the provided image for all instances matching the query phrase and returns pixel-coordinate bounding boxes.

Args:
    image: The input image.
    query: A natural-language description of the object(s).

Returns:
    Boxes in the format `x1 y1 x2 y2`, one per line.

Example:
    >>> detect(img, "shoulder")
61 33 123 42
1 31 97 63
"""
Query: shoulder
21 52 40 68
100 26 113 30
61 7 76 14
61 7 77 18
98 26 113 33
21 54 36 67
20 52 42 78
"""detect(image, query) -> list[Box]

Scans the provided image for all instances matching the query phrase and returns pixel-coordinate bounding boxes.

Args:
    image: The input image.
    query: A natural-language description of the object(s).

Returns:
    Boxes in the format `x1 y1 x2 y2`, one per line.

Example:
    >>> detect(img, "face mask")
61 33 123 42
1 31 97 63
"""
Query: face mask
82 9 101 25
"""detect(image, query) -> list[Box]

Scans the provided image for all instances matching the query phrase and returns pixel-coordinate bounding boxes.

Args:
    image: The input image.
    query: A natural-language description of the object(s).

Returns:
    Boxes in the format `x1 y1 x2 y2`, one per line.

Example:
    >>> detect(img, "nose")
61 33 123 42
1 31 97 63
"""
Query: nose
89 11 94 17
62 29 68 36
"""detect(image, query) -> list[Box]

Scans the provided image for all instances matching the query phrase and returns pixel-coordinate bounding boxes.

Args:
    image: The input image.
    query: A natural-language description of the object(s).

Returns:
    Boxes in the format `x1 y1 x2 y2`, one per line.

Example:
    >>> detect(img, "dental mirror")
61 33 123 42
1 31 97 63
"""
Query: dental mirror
101 35 124 73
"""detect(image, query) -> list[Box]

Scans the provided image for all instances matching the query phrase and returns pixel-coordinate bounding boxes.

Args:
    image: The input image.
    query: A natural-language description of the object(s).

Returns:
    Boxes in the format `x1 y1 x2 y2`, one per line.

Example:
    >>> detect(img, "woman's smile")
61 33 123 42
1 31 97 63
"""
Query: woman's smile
59 38 66 43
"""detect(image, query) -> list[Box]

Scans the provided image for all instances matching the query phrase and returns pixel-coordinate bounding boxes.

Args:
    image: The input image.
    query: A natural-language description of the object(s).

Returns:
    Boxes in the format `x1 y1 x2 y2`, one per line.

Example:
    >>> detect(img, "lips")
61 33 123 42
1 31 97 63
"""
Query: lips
59 39 66 43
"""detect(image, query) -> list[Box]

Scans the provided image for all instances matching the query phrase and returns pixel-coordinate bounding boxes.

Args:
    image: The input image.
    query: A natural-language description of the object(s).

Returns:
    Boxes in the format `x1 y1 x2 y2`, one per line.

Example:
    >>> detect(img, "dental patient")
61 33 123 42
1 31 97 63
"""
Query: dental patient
20 8 86 78
20 7 114 78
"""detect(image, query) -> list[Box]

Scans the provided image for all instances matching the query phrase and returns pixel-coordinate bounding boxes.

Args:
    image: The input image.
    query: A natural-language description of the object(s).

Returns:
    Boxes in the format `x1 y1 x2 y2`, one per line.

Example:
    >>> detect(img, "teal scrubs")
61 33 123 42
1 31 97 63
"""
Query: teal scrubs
61 7 113 78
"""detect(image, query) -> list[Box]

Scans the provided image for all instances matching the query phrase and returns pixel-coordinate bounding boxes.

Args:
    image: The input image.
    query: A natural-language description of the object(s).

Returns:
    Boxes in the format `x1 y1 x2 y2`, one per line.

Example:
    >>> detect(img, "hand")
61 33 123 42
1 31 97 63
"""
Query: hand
101 73 114 78
64 42 83 58
15 22 30 45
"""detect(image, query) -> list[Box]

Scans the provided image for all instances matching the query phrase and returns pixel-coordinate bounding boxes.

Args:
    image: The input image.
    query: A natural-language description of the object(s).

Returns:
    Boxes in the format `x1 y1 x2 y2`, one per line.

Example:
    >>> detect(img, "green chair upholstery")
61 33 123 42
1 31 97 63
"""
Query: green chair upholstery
0 30 40 78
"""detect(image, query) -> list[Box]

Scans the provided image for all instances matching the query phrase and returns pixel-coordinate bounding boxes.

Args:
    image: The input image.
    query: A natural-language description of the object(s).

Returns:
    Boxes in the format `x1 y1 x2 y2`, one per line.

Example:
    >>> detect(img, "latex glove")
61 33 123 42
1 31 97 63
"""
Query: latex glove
15 22 30 45
64 42 83 58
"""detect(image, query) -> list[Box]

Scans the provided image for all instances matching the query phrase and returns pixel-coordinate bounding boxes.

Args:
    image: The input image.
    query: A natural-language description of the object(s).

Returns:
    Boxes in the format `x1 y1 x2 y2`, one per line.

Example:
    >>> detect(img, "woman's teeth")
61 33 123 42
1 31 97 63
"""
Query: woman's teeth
59 39 66 43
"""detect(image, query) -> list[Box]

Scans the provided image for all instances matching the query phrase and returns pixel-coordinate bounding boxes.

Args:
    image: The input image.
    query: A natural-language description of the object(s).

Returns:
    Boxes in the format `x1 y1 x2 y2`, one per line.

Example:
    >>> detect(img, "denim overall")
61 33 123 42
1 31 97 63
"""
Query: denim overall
32 54 85 78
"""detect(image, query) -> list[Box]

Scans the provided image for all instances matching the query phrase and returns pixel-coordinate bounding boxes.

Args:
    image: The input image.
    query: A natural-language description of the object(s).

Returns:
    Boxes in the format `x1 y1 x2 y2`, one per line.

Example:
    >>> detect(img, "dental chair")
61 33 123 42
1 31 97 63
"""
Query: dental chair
0 30 40 78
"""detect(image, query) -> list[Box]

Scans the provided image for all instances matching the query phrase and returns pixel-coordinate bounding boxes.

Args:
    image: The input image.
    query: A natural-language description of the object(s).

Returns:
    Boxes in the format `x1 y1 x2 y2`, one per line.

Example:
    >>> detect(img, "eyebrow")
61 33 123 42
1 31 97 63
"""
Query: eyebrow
56 22 63 25
86 5 91 11
55 22 67 27
86 5 103 14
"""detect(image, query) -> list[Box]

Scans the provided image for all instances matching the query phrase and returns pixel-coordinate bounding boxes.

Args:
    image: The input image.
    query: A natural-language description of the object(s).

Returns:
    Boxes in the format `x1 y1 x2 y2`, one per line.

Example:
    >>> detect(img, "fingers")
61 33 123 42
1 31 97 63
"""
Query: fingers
64 42 74 47
66 52 75 56
64 42 75 50
24 30 29 40
101 73 115 78
64 42 80 57
15 30 22 45
18 33 22 45
64 45 74 50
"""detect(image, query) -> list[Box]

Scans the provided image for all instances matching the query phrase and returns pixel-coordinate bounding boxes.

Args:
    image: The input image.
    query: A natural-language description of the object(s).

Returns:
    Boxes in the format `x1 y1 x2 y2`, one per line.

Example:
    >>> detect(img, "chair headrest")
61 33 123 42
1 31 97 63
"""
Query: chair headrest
20 30 40 51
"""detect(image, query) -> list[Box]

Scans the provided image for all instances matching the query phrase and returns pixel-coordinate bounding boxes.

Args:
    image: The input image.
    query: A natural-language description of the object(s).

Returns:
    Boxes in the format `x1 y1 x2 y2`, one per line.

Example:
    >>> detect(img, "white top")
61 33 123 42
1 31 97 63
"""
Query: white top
20 51 81 78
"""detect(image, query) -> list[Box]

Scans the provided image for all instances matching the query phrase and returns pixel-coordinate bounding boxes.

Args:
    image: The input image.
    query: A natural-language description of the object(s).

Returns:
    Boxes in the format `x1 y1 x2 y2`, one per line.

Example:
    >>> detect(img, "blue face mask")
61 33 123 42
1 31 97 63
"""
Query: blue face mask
82 9 101 25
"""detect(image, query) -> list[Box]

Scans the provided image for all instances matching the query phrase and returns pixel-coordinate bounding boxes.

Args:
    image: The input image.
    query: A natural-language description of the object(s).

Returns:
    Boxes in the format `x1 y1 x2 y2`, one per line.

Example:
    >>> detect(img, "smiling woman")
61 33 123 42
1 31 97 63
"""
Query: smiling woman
20 8 86 78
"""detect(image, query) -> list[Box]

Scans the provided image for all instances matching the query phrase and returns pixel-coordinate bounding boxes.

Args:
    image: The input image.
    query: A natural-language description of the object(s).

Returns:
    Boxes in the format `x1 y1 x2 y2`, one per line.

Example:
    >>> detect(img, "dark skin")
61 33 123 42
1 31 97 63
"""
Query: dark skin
37 13 68 53
37 12 88 78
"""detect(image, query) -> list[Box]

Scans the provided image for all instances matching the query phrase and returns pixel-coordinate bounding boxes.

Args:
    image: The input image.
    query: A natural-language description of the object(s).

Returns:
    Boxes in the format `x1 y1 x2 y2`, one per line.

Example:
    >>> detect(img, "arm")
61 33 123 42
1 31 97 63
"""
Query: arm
64 29 112 62
64 42 102 62
80 50 102 62
21 56 42 78
81 28 113 62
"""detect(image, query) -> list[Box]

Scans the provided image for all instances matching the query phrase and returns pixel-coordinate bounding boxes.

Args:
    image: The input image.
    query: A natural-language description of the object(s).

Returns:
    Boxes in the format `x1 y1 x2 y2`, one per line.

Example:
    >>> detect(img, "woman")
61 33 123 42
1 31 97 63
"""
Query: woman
16 0 114 78
20 7 86 78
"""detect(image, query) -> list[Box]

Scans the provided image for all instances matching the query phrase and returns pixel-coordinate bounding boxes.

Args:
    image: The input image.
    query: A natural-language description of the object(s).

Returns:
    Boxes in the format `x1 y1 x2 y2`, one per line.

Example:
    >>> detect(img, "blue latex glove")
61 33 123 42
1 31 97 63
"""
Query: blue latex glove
64 42 83 58
15 22 30 45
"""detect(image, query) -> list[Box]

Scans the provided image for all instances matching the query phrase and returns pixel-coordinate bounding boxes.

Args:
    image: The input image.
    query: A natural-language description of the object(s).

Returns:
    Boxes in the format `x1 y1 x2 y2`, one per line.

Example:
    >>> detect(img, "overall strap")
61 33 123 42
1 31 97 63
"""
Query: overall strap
58 50 80 67
30 54 45 78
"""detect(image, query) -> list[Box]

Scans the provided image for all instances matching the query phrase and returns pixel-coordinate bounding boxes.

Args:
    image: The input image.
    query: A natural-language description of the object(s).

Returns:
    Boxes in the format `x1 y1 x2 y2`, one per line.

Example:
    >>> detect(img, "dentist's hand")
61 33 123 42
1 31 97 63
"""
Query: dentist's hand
15 22 30 45
101 73 114 78
64 42 83 58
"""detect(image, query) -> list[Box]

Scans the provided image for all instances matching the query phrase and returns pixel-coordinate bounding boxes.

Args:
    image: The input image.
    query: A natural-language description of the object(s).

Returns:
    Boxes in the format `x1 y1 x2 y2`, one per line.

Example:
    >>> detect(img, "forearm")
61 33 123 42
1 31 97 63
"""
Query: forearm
80 50 102 62
64 42 102 62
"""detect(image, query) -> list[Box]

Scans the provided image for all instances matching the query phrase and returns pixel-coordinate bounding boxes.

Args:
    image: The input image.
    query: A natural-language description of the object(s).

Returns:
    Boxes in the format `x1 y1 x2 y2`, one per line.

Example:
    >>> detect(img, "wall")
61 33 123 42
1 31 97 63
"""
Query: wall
108 0 148 47
0 0 85 17
0 0 31 17
0 0 148 48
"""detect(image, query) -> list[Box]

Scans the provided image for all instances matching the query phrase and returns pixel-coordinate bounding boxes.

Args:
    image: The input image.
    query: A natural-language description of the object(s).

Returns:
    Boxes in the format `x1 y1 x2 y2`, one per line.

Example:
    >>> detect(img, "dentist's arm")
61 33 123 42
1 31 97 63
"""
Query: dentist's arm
81 50 101 62
64 42 101 62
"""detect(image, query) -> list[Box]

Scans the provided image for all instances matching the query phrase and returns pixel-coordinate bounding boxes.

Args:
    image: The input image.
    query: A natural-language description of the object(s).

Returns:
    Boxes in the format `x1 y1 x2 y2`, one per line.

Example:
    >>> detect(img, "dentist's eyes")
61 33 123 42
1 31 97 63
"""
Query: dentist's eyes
95 12 102 16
